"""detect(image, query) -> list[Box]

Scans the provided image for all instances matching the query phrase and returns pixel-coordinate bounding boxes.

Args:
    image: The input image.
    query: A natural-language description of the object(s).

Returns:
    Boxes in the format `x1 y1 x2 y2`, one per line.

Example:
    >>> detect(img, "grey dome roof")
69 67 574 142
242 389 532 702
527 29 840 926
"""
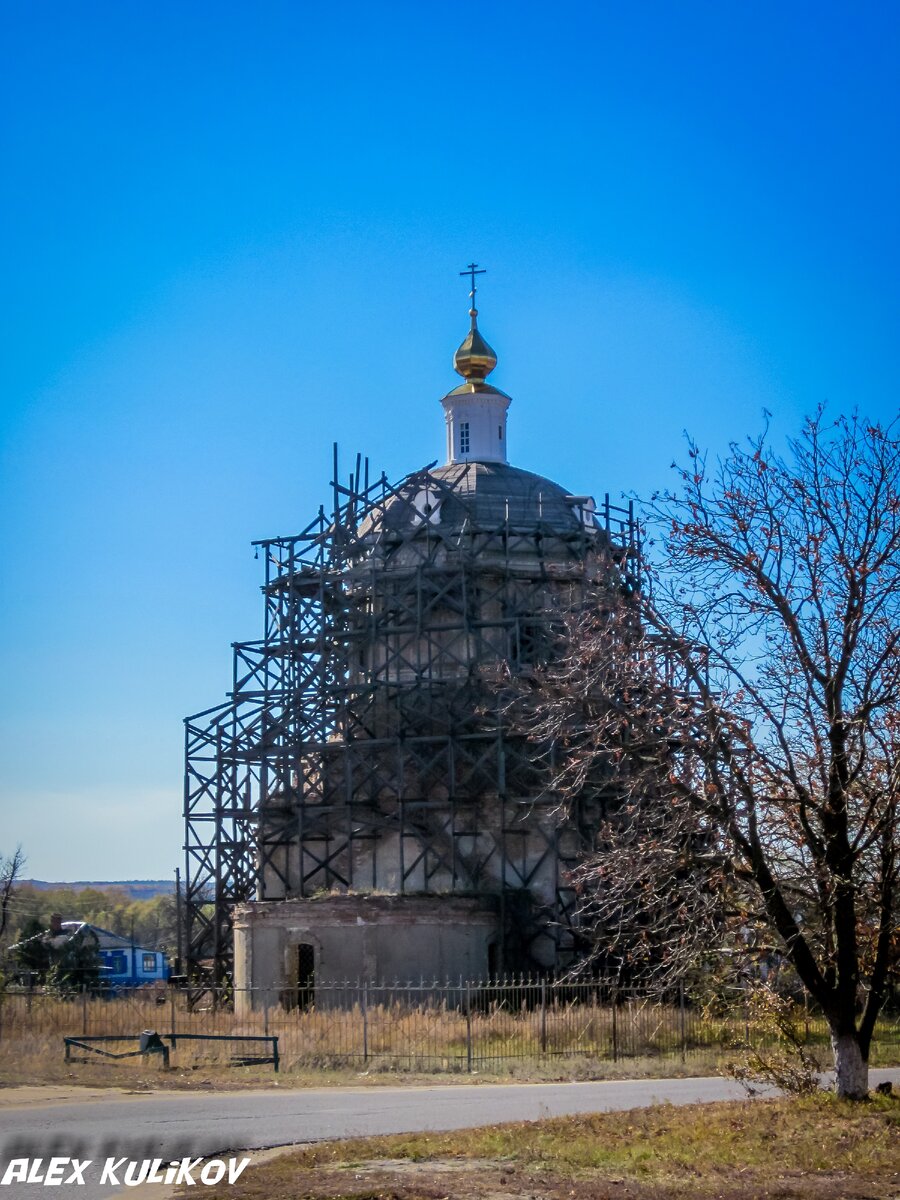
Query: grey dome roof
362 461 593 538
428 462 584 532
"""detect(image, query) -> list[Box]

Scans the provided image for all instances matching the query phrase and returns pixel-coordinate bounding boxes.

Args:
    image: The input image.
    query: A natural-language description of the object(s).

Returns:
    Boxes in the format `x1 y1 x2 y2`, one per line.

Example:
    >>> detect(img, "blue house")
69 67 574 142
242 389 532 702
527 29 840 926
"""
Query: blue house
61 922 170 989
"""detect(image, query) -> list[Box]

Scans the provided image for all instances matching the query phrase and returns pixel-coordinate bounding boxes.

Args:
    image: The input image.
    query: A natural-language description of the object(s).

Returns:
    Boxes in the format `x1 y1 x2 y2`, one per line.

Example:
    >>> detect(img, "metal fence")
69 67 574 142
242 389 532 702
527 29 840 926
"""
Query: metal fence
2 979 898 1074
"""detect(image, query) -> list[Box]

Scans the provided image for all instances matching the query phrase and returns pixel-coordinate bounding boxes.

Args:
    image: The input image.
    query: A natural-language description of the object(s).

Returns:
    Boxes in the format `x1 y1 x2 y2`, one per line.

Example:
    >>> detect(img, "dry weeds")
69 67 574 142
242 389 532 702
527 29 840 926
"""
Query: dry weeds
1 990 897 1090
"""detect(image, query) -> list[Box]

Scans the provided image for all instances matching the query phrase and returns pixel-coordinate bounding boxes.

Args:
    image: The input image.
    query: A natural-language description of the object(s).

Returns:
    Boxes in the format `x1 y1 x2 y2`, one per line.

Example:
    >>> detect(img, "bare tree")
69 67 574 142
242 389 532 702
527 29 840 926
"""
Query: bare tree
0 846 25 941
515 411 900 1099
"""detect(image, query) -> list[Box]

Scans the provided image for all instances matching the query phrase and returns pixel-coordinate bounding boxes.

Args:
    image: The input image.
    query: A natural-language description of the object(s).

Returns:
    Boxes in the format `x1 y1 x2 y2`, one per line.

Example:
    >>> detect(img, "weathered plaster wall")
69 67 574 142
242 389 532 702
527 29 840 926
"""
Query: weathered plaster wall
234 893 499 1012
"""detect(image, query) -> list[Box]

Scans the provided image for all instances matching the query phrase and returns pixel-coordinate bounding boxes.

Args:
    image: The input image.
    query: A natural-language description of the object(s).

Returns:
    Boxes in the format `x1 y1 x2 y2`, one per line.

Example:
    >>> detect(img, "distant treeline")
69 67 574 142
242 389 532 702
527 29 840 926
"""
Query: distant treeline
5 885 179 954
22 879 174 900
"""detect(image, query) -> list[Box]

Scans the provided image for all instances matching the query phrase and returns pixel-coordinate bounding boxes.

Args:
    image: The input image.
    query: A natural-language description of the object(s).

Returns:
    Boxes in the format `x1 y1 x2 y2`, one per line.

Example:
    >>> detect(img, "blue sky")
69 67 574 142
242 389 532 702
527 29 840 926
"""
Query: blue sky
2 1 899 880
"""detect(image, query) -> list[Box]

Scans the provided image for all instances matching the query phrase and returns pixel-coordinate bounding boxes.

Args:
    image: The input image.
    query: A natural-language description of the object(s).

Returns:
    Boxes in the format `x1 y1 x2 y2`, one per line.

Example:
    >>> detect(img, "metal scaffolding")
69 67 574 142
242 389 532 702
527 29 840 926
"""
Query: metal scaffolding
184 448 641 984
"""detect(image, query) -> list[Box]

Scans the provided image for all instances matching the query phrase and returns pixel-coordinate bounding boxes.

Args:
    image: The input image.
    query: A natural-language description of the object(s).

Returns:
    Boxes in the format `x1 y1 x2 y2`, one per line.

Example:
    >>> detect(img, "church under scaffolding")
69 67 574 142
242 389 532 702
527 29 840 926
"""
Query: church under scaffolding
183 275 641 992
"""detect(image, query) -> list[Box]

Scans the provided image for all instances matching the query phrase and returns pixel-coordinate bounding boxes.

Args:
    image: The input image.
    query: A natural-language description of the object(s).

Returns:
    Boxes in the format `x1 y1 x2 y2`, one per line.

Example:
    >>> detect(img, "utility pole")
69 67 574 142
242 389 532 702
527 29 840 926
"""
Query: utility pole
174 867 184 977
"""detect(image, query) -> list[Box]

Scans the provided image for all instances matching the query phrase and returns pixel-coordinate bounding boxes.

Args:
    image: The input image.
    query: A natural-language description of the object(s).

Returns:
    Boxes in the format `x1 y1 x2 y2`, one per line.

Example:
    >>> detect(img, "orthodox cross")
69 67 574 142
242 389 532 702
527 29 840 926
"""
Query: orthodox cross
460 262 486 310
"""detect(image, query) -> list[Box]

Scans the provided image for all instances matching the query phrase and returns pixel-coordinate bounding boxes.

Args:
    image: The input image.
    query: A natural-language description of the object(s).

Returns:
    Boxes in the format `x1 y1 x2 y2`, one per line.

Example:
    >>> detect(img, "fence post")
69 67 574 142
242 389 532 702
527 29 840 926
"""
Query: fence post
540 979 547 1055
362 982 368 1065
170 989 177 1043
170 984 180 1051
263 990 270 1039
465 982 472 1073
82 987 88 1036
611 988 618 1063
679 980 686 1064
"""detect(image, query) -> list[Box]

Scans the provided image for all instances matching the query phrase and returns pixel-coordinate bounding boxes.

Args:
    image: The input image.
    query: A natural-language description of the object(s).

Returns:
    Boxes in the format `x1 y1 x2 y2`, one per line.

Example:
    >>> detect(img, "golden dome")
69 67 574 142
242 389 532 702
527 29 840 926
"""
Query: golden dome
453 309 498 382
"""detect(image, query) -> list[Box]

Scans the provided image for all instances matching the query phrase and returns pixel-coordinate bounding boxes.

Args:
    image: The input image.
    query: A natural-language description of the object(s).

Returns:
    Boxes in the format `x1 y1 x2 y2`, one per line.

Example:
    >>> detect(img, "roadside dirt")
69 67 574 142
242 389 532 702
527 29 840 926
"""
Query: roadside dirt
0 1084 149 1109
214 1156 898 1200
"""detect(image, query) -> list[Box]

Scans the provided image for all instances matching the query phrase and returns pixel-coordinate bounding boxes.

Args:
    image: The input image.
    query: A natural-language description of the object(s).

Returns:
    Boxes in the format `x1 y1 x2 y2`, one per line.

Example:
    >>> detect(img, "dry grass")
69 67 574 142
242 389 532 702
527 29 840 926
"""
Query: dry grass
198 1093 900 1200
0 1025 737 1091
1 989 897 1090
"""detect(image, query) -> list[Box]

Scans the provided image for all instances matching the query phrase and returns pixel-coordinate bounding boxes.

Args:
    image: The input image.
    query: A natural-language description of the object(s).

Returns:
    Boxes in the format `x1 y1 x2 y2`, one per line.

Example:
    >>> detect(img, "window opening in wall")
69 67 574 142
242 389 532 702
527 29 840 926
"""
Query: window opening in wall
296 942 315 1009
498 425 502 440
513 617 555 669
487 940 500 978
142 953 156 972
460 422 470 455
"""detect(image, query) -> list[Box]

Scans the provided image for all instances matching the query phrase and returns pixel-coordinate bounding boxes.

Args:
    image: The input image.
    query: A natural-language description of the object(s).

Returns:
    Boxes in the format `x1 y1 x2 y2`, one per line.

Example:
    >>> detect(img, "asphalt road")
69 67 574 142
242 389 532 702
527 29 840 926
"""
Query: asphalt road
1 1070 898 1200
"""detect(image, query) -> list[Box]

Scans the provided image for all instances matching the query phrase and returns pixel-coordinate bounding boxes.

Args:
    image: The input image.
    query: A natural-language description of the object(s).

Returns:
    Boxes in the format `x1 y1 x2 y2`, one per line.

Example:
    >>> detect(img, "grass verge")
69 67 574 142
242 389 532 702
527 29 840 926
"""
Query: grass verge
0 1043 747 1091
201 1093 900 1200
